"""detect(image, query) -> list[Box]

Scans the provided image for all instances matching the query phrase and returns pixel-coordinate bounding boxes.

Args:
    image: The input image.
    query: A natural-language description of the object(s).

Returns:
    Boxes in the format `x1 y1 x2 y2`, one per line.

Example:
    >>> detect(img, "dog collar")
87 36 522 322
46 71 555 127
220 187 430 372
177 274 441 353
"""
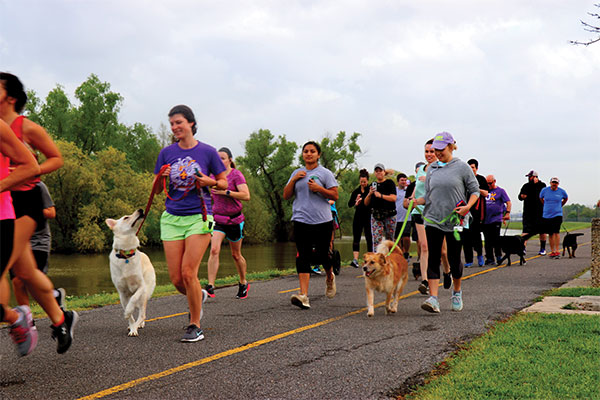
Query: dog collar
115 249 136 263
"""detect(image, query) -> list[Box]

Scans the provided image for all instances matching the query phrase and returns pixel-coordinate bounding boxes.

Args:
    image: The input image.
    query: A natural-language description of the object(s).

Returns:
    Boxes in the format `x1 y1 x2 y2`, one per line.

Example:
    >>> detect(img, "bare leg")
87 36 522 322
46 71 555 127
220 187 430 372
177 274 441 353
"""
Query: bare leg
230 239 247 284
299 272 310 296
207 231 226 286
416 224 428 281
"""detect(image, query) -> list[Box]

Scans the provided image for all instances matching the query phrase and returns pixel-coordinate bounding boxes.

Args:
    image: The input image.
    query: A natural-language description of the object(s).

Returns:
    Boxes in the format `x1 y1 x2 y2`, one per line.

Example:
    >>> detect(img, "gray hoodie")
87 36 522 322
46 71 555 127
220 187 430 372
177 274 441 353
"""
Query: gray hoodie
423 158 480 232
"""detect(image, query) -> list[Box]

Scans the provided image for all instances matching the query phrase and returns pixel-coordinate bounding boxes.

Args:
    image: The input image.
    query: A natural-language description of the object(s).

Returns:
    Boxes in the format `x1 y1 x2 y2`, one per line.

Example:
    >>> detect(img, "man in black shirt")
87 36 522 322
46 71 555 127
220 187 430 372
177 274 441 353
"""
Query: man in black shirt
463 159 489 267
518 170 547 255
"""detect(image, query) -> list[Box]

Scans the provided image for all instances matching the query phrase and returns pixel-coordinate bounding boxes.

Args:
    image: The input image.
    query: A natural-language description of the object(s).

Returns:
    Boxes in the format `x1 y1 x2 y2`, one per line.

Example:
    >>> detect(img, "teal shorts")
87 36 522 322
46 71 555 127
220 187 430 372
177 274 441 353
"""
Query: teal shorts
160 211 214 241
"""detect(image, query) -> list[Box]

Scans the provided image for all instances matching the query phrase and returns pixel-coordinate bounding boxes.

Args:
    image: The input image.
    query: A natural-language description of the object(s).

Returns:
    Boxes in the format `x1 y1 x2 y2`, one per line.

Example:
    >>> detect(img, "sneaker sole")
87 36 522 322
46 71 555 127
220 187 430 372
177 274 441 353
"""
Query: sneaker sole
421 303 440 313
236 283 250 299
181 334 205 342
291 297 310 309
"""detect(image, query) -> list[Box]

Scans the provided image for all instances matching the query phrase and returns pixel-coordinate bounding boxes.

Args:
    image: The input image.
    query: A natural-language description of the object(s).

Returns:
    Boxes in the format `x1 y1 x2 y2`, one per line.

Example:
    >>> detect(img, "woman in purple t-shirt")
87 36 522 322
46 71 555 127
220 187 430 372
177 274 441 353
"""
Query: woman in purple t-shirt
153 105 227 343
206 147 251 300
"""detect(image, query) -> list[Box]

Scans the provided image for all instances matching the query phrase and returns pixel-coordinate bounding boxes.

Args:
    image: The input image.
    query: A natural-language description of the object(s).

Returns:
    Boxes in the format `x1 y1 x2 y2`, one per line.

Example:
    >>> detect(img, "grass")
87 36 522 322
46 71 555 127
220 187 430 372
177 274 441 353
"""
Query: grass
407 313 600 400
505 221 591 232
27 267 297 318
543 287 600 297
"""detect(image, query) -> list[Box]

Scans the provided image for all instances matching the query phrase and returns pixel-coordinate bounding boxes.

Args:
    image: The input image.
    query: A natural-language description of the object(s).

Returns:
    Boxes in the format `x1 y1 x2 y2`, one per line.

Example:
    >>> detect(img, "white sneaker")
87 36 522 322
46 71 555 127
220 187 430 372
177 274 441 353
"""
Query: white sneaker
291 294 310 309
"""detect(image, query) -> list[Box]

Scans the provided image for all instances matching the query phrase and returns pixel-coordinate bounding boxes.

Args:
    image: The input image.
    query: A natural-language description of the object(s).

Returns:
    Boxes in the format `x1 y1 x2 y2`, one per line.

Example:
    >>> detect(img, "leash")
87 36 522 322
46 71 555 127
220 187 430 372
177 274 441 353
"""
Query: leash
136 165 210 236
412 205 464 241
387 200 414 255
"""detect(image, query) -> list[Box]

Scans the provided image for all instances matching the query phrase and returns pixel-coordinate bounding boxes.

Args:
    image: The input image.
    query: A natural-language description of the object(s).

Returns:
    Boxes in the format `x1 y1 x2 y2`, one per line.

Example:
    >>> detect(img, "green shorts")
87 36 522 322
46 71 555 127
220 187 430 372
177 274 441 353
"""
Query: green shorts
160 211 214 241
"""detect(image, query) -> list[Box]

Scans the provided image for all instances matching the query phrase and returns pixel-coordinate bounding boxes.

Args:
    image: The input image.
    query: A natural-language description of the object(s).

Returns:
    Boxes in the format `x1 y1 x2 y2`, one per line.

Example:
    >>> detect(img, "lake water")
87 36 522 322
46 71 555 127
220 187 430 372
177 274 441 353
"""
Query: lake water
45 229 522 297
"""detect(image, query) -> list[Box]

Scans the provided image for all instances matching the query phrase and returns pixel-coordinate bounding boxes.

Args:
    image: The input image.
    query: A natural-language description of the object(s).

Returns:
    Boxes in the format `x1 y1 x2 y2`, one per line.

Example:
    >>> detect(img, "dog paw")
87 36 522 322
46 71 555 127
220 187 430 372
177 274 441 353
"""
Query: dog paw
139 321 146 329
128 329 139 337
367 312 374 317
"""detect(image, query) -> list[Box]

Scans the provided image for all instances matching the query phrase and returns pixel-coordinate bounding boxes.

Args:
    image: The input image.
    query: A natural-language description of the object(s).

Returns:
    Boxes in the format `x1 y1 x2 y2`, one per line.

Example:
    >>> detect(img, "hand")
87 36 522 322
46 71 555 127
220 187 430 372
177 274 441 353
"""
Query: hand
355 194 362 206
520 194 527 199
161 165 171 177
369 186 376 196
454 205 470 217
307 178 321 193
502 213 510 221
294 170 307 182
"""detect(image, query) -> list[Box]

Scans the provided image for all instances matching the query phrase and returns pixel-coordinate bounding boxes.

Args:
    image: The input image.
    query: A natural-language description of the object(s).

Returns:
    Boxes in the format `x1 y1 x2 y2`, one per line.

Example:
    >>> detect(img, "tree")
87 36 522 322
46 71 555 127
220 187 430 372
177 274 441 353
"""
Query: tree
317 131 362 180
571 3 600 46
237 129 298 241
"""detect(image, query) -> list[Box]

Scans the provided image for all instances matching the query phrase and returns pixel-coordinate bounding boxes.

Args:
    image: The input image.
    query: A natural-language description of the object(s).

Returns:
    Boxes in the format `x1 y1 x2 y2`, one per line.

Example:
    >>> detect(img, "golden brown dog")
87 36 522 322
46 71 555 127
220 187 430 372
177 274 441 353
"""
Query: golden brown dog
362 240 408 317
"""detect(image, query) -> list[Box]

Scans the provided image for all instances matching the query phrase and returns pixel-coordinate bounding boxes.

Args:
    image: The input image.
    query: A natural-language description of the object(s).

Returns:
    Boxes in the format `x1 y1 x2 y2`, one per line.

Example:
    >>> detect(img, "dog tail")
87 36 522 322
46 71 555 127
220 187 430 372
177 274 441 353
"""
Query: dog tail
376 240 399 255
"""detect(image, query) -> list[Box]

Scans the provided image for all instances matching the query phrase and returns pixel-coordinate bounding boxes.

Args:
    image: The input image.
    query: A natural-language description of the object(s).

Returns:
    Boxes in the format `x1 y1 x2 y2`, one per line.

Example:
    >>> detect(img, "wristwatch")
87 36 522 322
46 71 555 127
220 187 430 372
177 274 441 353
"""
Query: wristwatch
226 190 231 196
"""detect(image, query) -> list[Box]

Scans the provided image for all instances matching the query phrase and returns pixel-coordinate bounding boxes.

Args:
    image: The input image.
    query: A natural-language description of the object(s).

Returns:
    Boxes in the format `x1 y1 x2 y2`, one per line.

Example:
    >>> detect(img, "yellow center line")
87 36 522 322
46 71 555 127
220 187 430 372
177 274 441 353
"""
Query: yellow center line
81 243 590 399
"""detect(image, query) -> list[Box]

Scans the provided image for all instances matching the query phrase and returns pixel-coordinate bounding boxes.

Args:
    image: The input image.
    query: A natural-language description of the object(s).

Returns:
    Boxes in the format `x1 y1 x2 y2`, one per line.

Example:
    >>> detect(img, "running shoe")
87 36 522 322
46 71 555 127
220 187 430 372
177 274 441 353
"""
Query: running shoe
496 257 503 265
291 294 310 309
201 288 208 320
51 310 78 354
236 282 250 299
55 288 66 311
350 259 360 268
205 284 215 298
477 255 485 267
464 262 473 268
325 275 336 298
421 296 440 313
311 266 323 275
485 259 496 266
181 325 204 342
9 305 38 357
418 280 429 295
443 273 452 289
538 249 547 256
451 291 463 311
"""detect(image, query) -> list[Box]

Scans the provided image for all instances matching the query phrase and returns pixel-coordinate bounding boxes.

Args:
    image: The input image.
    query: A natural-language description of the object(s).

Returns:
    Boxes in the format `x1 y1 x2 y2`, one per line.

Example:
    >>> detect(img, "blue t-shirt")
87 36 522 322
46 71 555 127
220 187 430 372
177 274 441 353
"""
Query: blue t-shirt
411 165 426 215
485 187 510 224
288 165 338 224
539 187 568 218
154 141 226 216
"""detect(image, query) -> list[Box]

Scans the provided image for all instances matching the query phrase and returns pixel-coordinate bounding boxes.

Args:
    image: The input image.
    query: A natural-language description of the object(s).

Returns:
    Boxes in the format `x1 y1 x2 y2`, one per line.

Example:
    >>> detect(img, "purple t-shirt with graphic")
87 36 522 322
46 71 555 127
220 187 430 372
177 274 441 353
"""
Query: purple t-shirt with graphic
485 187 510 224
154 141 225 216
212 168 247 225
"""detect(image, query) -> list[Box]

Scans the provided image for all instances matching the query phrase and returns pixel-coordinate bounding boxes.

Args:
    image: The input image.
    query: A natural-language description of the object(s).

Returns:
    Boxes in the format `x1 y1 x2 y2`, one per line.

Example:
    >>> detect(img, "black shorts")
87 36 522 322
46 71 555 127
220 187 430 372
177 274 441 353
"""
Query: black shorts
213 222 244 242
522 215 543 235
1 219 15 276
10 250 49 279
11 186 45 230
394 221 412 239
542 216 562 234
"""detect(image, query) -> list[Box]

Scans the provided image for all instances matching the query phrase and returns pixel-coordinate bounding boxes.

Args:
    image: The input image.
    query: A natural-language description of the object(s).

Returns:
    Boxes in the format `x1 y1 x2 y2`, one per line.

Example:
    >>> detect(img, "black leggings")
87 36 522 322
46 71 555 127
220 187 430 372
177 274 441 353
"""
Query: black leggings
461 219 483 263
426 225 463 280
1 219 15 276
352 214 373 253
294 221 333 274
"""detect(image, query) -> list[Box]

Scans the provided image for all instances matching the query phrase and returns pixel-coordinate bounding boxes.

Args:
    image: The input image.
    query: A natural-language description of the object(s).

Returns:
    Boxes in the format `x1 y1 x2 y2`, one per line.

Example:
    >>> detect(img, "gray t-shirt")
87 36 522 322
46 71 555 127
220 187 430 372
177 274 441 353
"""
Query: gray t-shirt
288 165 338 224
423 158 480 232
395 187 411 222
30 181 54 252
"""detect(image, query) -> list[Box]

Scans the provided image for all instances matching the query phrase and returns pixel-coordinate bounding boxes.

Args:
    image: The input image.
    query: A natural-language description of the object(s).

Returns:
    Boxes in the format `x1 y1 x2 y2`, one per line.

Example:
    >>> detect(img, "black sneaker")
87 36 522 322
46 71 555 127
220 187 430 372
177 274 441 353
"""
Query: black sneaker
55 288 66 311
350 260 360 268
181 325 204 342
418 280 429 295
236 282 250 299
443 272 452 289
51 310 78 354
205 284 215 298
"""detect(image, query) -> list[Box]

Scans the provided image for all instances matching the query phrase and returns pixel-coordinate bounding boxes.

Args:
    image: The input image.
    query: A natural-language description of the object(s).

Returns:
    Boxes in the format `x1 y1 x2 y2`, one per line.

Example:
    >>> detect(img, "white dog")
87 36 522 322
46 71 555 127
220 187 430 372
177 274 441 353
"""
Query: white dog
106 209 156 336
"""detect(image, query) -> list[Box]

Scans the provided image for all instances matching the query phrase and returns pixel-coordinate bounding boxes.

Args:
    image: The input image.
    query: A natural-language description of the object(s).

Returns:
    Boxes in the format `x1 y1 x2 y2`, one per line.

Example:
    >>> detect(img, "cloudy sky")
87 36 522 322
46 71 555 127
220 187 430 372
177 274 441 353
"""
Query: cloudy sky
2 0 599 210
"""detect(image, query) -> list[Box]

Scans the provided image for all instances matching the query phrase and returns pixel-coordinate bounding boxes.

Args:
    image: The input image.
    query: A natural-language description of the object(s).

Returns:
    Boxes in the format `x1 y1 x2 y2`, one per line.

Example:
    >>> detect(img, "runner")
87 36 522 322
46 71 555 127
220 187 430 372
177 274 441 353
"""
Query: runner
394 172 412 260
0 72 77 354
206 147 251 299
0 118 40 356
347 169 372 268
364 163 397 250
539 177 568 259
518 170 547 255
416 132 480 314
283 141 338 309
153 105 227 342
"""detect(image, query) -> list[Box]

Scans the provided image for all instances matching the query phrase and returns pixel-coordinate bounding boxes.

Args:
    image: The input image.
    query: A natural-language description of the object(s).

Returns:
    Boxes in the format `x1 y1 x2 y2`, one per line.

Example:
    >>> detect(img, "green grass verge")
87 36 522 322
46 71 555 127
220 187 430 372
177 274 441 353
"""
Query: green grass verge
505 221 591 233
408 313 600 400
542 287 600 297
28 267 297 318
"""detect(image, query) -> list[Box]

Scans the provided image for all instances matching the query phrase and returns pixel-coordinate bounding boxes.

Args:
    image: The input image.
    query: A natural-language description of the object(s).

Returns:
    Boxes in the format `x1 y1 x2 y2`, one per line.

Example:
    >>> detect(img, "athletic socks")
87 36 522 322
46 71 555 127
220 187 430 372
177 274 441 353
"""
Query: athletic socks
52 313 65 327
540 240 546 250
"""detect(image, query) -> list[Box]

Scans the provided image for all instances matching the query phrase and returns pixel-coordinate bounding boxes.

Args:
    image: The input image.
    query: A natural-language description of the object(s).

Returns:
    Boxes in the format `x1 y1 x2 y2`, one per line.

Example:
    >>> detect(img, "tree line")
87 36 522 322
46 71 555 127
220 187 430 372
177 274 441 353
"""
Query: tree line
25 75 367 252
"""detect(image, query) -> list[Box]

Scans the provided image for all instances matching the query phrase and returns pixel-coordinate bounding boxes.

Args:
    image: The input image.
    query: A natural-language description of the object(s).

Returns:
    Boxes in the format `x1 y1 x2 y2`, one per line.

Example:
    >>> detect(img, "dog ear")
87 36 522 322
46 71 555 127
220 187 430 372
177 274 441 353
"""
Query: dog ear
105 218 117 230
377 254 386 264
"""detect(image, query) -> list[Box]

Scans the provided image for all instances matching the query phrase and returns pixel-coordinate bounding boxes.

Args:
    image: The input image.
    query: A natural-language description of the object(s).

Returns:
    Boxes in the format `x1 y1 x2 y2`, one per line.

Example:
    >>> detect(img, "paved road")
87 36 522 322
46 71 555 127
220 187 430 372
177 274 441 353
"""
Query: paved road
0 230 593 399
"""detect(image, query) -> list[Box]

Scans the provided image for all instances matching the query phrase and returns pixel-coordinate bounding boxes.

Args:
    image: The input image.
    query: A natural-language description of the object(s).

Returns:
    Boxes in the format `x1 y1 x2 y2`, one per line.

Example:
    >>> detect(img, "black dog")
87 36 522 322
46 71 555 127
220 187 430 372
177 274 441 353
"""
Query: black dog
497 235 526 266
562 232 584 258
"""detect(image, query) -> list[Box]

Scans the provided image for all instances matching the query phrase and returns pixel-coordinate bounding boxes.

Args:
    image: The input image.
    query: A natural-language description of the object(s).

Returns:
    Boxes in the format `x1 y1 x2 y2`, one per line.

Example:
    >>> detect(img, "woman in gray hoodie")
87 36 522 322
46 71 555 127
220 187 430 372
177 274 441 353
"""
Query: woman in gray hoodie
415 132 480 314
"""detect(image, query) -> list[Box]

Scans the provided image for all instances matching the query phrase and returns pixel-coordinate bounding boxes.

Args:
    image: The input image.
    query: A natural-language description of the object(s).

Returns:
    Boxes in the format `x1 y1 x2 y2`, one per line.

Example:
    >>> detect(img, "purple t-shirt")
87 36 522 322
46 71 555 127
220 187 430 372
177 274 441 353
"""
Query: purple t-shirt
154 141 225 216
212 169 247 225
485 187 510 224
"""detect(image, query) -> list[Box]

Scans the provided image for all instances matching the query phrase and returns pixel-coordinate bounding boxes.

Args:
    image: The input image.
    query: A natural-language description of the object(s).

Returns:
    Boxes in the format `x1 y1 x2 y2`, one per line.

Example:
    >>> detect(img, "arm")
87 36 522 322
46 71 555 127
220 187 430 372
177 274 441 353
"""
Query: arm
503 201 512 221
213 183 250 201
456 193 479 217
307 178 338 201
22 119 63 175
562 197 568 207
0 121 40 192
43 206 56 219
284 170 305 200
